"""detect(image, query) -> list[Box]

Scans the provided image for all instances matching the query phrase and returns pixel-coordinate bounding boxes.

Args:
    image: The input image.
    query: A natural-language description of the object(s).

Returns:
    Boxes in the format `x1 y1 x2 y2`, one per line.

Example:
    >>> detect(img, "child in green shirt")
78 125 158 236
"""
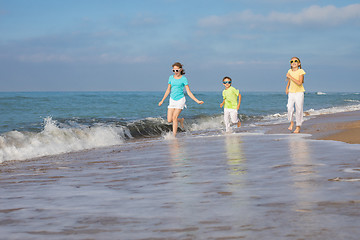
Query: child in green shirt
220 76 242 132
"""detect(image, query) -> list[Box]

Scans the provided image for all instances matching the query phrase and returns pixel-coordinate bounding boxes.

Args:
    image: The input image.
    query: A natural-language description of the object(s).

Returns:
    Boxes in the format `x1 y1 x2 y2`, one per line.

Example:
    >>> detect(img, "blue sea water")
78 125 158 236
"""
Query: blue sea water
0 91 359 162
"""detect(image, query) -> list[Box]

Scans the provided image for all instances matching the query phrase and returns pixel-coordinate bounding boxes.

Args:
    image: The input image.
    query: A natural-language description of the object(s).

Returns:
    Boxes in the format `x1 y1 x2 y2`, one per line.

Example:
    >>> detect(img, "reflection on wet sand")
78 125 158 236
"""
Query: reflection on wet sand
168 138 185 163
223 134 247 201
287 135 317 212
225 134 246 176
288 136 312 175
167 138 191 177
167 138 190 180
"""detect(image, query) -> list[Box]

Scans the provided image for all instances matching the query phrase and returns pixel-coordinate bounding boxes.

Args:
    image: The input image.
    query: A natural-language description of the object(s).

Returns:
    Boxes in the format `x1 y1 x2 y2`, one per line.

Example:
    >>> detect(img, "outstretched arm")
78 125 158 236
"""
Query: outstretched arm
185 85 204 104
158 84 171 106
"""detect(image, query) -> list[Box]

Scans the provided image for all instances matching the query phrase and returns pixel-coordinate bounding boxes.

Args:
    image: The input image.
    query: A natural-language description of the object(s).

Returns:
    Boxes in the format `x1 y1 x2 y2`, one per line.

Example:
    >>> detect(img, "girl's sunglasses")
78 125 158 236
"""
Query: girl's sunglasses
223 81 231 84
172 69 181 73
290 60 299 63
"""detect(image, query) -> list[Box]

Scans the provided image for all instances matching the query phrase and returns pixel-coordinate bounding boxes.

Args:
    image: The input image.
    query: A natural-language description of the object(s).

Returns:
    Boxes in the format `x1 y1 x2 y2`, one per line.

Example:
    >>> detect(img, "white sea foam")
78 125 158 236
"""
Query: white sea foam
0 117 125 163
186 102 360 131
162 132 176 140
188 115 224 131
246 103 360 126
262 112 288 122
306 103 360 116
344 99 360 103
316 92 326 95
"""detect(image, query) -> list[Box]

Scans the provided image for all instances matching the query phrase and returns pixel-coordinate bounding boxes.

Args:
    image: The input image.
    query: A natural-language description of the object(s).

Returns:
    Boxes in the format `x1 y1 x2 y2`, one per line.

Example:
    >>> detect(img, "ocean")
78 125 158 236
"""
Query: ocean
1 91 360 239
0 91 360 163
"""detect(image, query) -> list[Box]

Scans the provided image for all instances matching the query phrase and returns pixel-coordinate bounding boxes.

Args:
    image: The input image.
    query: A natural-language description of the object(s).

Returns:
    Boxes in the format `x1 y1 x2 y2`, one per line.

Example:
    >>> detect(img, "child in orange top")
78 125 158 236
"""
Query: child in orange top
286 57 306 133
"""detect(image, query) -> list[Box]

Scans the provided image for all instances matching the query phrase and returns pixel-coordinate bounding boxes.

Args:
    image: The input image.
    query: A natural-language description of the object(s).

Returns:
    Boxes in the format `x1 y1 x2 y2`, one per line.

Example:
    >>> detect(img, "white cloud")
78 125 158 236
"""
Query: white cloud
16 52 154 64
198 4 360 29
18 54 73 63
271 4 360 26
98 53 154 64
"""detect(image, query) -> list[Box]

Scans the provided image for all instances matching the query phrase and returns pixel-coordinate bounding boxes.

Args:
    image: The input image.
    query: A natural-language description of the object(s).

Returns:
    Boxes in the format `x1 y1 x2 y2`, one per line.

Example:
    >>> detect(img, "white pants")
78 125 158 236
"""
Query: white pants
287 92 304 126
224 108 239 132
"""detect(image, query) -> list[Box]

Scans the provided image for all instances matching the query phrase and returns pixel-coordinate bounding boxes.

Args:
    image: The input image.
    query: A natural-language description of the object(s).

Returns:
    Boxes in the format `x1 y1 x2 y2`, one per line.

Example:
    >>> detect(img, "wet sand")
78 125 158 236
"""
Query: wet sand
266 110 360 144
0 113 360 239
307 118 360 145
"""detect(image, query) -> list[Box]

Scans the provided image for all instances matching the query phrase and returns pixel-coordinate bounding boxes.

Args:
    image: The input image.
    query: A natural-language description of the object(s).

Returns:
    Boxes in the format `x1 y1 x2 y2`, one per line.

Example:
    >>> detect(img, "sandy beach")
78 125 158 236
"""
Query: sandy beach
266 110 360 144
0 111 360 239
306 112 360 144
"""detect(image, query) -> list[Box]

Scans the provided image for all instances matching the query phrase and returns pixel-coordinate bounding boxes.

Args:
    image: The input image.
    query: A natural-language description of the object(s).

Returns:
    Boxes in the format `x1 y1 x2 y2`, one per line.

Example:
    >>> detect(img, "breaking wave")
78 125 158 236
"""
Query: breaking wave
1 100 360 162
0 117 125 163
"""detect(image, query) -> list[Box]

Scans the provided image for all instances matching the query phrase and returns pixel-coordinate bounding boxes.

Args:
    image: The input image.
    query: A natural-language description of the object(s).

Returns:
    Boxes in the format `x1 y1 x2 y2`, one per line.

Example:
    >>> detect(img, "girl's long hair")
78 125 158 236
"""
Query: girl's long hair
172 62 185 75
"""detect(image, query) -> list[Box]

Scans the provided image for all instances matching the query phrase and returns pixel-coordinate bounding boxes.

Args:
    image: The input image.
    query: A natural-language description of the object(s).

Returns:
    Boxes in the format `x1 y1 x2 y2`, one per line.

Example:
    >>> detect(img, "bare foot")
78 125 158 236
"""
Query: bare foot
237 121 241 127
288 122 294 131
293 126 301 133
179 118 185 129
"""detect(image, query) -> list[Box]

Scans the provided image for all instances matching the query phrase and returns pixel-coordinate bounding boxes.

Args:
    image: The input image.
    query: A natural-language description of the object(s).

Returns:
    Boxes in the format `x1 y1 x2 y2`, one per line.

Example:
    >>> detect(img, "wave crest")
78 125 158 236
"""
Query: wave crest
0 117 125 162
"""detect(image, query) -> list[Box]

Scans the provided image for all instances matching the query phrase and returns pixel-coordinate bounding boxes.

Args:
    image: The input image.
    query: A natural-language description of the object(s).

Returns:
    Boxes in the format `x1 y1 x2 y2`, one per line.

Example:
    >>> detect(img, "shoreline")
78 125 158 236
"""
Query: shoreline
265 110 360 144
1 108 360 239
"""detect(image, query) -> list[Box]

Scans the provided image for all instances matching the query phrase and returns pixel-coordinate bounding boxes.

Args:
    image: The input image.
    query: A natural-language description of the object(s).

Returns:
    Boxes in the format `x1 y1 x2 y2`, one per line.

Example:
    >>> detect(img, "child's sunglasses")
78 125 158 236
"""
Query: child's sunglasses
223 81 231 84
290 60 299 63
172 69 180 73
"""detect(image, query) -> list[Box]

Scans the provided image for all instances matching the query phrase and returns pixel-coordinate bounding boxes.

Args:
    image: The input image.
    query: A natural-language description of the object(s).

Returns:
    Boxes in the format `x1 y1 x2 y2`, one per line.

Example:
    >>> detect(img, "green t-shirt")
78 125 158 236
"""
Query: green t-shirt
222 86 239 109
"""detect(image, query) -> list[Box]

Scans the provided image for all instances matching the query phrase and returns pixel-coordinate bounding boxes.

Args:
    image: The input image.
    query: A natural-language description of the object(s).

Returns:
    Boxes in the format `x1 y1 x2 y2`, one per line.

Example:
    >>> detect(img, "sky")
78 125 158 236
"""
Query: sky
0 0 360 92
